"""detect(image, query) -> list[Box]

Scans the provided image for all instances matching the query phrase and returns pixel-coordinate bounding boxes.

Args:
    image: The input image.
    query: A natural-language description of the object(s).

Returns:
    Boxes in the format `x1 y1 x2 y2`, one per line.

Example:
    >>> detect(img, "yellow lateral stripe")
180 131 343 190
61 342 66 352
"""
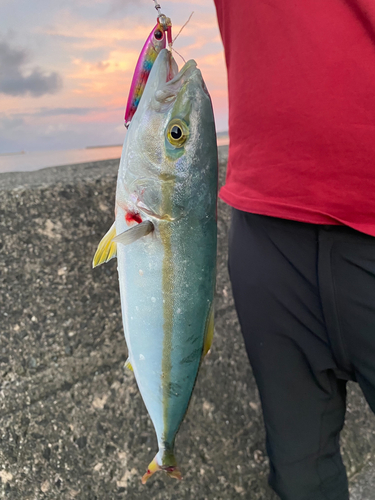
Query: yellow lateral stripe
159 163 175 442
160 221 174 438
92 222 117 268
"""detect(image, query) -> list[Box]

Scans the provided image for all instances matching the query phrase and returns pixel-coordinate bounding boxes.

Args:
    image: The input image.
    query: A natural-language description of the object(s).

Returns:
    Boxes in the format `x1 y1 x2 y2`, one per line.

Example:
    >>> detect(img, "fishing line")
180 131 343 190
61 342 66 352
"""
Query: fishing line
172 47 186 64
151 1 192 60
153 0 162 16
171 12 194 62
172 12 194 45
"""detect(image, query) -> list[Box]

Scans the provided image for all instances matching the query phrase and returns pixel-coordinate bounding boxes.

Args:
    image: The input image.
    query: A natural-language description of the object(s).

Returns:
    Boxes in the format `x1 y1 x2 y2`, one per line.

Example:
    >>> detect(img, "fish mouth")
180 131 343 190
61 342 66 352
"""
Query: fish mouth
167 58 197 85
154 50 198 104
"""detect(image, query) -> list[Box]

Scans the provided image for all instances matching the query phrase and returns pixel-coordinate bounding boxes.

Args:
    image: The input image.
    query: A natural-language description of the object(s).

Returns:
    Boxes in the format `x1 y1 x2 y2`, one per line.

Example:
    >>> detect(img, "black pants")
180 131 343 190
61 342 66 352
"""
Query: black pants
228 209 375 500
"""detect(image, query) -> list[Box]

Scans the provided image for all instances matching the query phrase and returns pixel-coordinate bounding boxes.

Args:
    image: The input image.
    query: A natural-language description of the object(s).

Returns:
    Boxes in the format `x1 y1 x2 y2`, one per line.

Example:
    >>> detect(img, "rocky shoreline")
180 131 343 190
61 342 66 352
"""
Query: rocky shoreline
0 146 374 499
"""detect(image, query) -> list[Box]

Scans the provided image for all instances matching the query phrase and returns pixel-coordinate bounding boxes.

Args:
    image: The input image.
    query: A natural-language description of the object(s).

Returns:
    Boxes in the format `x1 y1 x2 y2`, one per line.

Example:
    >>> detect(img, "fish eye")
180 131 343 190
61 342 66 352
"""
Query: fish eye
167 119 188 147
171 125 182 140
154 30 164 41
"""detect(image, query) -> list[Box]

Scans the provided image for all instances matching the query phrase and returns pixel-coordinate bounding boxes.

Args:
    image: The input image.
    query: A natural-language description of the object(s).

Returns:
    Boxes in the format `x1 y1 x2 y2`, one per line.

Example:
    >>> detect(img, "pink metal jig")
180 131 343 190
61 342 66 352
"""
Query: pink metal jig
124 16 172 127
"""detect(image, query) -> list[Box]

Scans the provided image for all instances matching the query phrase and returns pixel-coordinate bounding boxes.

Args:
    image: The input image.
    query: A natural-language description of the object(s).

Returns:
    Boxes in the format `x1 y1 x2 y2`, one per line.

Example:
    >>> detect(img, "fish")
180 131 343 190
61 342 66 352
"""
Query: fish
93 48 218 483
124 17 171 127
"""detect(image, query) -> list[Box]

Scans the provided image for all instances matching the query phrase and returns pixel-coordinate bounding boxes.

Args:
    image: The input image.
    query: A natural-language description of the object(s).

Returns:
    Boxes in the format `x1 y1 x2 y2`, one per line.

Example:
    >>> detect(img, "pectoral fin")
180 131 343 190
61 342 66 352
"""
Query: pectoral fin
112 220 154 246
92 222 117 268
203 303 214 357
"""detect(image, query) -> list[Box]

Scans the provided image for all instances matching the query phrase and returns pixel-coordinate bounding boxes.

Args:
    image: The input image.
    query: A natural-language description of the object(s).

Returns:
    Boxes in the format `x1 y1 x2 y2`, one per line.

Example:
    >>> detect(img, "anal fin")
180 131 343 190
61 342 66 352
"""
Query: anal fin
125 358 133 372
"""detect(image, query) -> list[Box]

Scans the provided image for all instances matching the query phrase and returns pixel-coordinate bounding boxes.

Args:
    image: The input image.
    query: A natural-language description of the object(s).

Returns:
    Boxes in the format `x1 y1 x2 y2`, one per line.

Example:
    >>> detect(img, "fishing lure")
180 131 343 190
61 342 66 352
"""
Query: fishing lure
124 12 172 127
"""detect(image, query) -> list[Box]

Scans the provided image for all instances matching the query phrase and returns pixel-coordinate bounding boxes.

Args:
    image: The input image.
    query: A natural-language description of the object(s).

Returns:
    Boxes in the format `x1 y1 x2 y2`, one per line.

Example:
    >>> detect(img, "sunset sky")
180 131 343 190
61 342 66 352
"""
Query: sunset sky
0 0 227 154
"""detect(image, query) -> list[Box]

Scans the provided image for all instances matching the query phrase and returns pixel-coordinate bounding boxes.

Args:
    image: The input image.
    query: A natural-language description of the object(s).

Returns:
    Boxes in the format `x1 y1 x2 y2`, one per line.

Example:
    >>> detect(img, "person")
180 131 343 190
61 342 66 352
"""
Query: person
213 1 375 499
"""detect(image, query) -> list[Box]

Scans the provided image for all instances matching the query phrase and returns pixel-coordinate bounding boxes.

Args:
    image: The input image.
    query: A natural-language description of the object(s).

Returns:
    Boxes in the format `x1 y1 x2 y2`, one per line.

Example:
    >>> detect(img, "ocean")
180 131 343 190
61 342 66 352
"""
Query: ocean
0 134 229 174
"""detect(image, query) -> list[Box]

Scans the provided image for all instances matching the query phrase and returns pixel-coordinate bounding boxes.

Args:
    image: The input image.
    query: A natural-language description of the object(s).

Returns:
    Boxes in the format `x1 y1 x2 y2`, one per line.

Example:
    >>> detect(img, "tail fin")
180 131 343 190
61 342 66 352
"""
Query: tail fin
141 451 182 484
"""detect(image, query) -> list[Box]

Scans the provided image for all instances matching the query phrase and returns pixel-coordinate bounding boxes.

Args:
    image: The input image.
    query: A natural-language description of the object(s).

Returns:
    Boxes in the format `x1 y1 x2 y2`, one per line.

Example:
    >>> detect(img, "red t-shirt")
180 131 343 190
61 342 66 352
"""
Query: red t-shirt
214 0 375 236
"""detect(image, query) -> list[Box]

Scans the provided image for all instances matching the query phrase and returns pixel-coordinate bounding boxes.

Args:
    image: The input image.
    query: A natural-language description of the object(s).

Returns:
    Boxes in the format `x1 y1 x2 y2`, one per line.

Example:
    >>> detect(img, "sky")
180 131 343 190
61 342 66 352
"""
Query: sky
0 0 227 154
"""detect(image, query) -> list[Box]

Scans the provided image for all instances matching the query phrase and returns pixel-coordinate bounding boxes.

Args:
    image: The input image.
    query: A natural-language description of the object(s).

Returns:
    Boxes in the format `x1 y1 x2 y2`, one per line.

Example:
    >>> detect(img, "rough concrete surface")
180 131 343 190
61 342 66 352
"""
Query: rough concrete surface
350 461 375 500
0 146 375 500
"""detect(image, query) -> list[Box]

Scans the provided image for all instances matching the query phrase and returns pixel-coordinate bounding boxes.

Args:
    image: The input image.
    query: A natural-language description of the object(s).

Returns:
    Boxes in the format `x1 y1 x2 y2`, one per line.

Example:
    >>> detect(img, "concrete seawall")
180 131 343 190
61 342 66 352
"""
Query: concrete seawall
0 146 374 499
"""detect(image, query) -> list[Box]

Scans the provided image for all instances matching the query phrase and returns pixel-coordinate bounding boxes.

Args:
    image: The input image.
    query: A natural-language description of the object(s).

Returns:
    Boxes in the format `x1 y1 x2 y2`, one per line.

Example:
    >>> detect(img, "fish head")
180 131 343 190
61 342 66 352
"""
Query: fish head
122 49 217 220
135 48 216 162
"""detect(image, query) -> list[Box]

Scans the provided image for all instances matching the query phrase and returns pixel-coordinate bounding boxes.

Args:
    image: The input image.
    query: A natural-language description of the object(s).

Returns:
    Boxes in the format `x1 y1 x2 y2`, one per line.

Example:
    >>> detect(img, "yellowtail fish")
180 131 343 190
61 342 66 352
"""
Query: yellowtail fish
93 48 218 483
